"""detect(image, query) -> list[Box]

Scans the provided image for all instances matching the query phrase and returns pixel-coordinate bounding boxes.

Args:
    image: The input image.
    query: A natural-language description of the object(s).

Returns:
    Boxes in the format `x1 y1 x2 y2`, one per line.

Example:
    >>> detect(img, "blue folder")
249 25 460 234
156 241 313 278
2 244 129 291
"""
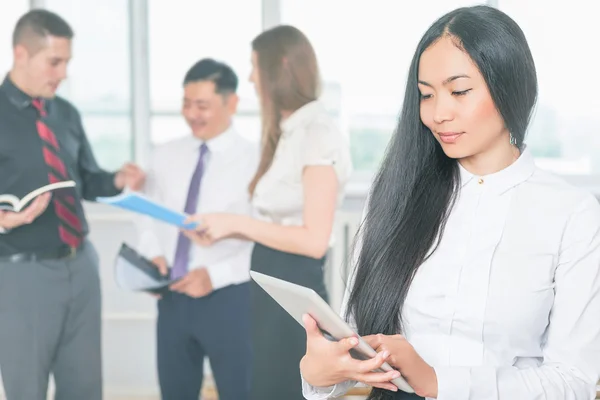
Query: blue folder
96 192 198 229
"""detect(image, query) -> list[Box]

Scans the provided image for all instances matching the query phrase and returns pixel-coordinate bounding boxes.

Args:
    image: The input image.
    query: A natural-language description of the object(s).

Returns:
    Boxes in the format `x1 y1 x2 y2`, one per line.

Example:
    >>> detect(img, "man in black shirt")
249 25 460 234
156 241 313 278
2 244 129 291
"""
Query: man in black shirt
0 10 145 400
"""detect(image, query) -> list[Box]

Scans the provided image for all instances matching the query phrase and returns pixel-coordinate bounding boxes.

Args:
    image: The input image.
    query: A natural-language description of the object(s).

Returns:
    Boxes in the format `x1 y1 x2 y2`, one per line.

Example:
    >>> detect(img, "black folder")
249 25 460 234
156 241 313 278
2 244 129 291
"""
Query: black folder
114 243 179 295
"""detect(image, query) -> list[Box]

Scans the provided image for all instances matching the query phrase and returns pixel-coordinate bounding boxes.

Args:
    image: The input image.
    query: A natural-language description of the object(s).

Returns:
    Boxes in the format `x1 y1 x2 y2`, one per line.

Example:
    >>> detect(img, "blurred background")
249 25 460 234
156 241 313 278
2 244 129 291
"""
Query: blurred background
1 0 598 398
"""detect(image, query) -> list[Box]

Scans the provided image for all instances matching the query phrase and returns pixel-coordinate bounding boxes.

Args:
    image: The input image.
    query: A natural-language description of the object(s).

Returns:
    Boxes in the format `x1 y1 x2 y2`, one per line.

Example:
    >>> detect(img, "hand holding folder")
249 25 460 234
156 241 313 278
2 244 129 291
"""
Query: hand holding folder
97 192 198 229
114 243 180 295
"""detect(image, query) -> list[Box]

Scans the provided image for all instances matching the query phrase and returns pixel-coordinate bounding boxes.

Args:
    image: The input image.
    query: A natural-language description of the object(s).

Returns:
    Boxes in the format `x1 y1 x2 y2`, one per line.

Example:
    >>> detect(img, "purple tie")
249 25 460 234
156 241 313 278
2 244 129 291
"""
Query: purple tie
171 143 209 279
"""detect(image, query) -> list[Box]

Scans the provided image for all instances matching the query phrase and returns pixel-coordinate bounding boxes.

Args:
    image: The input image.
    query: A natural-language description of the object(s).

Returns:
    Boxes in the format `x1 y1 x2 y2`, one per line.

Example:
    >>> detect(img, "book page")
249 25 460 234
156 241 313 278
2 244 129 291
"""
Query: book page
0 194 19 211
17 180 76 211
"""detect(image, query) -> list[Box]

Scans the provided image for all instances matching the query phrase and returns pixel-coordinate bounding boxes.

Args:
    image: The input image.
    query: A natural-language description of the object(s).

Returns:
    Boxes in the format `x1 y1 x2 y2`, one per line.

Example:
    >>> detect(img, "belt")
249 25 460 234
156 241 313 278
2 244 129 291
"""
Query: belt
0 245 81 263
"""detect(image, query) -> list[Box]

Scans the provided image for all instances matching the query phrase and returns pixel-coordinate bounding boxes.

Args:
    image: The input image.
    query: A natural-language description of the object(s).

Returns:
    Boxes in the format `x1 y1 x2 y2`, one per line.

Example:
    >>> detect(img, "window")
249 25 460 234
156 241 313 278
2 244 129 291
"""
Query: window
498 1 600 176
282 0 485 175
45 0 132 170
148 0 263 144
0 1 29 76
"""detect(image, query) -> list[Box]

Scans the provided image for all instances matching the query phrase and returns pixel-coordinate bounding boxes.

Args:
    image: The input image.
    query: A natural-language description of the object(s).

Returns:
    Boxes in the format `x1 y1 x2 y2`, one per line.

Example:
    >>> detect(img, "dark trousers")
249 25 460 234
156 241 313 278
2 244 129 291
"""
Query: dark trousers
0 241 102 400
250 243 328 400
156 282 252 400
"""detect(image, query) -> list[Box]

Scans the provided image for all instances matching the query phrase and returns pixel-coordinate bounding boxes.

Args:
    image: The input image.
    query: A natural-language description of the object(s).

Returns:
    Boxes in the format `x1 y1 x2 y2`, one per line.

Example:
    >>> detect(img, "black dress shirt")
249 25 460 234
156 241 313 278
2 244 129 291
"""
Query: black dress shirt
0 75 122 255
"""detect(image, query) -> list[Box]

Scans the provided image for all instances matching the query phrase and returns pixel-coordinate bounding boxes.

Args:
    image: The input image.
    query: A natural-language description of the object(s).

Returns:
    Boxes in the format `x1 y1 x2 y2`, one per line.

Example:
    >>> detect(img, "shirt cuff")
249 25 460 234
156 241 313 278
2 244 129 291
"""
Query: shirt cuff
206 261 233 291
300 374 357 399
434 366 470 400
112 171 124 194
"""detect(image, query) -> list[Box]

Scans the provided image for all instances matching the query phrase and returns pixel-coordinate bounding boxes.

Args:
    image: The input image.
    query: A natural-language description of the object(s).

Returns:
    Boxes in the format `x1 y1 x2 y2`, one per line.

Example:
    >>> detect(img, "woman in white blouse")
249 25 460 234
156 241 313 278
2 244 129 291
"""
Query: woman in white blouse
300 5 600 400
185 25 352 399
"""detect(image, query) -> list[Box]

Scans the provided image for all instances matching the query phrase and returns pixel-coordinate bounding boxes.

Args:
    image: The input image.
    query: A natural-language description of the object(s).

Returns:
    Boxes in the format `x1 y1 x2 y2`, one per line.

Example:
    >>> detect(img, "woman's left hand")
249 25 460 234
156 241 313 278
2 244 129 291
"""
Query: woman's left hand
362 334 438 398
183 213 243 245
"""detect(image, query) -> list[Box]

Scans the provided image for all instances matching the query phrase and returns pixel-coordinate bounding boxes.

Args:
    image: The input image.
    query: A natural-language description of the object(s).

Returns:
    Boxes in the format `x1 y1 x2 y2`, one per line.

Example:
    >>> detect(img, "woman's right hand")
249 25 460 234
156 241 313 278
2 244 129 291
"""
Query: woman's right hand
299 314 401 392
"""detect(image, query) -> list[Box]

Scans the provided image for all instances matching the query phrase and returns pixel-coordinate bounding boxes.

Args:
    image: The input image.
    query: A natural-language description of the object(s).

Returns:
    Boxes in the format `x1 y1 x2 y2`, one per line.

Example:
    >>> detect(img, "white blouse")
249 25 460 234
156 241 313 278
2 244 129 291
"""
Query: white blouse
252 100 352 228
303 148 600 399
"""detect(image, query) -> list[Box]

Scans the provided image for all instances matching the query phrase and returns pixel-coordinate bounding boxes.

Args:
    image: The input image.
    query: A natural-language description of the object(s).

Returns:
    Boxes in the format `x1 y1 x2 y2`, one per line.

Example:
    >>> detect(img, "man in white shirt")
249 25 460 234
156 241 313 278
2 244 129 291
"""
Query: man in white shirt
136 59 258 400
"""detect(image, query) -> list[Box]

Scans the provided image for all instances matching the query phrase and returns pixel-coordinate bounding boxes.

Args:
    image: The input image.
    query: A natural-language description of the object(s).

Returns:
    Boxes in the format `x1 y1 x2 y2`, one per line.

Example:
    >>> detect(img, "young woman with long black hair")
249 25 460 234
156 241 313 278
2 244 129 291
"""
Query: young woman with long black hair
300 5 600 400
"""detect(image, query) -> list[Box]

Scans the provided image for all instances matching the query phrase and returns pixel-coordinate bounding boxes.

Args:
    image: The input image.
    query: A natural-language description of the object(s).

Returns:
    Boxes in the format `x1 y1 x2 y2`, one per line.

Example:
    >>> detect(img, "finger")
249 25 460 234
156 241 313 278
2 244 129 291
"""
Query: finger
25 196 45 213
18 207 36 224
169 275 191 291
157 262 168 276
1 211 20 227
0 211 15 229
32 194 51 215
26 194 49 217
181 229 197 239
181 230 204 245
352 369 401 385
353 350 391 374
370 382 398 392
184 214 202 224
337 335 359 352
193 220 207 232
301 314 331 342
362 334 383 349
170 279 188 291
194 231 213 244
170 283 188 293
40 193 52 208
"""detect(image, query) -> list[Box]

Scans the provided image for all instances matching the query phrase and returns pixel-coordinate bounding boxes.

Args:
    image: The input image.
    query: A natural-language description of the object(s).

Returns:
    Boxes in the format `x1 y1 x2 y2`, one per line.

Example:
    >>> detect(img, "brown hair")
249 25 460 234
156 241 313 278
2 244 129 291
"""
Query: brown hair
248 25 321 195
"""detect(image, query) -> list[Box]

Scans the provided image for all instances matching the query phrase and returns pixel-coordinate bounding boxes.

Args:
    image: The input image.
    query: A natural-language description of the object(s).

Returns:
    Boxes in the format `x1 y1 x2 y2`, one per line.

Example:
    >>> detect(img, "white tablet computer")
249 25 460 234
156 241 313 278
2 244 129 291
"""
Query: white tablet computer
250 271 414 393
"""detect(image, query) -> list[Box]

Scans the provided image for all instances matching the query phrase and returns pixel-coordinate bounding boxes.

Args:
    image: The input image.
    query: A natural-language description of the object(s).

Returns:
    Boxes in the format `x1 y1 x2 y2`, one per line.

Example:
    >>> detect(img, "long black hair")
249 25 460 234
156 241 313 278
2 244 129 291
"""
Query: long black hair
346 5 537 398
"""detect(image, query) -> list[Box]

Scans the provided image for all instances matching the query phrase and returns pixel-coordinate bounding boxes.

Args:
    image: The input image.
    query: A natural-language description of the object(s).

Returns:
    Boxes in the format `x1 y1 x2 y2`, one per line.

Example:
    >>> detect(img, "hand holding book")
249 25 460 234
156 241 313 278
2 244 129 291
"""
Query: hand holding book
0 180 76 233
0 192 51 231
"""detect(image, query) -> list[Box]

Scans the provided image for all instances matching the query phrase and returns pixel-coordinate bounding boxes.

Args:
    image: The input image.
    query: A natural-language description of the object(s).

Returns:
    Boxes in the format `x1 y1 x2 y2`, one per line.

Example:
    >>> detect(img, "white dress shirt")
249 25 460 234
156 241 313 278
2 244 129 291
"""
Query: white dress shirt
252 100 352 231
303 148 600 399
136 126 259 290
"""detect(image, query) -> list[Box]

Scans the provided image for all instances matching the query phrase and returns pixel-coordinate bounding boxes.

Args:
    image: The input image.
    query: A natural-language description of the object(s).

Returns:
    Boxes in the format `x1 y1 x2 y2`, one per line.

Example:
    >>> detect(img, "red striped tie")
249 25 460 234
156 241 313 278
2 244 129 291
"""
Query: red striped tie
32 99 83 248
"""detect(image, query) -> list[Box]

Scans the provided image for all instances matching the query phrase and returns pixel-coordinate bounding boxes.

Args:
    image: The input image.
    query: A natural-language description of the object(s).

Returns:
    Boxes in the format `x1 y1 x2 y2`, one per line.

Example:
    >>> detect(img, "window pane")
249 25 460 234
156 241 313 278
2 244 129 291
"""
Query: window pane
0 1 29 75
83 116 132 170
499 1 599 175
151 115 261 145
283 1 516 174
149 0 262 114
45 0 132 170
45 0 131 112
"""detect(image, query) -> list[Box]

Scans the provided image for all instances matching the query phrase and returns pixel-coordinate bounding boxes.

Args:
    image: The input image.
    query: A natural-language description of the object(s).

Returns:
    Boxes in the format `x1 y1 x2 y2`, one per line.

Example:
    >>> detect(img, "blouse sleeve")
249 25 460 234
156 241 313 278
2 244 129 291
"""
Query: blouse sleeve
301 121 349 169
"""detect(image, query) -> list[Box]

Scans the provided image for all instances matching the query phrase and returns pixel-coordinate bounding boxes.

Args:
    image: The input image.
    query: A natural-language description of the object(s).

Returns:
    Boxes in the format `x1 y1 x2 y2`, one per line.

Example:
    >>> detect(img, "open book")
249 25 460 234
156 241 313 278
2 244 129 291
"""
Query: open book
0 180 76 212
96 192 198 229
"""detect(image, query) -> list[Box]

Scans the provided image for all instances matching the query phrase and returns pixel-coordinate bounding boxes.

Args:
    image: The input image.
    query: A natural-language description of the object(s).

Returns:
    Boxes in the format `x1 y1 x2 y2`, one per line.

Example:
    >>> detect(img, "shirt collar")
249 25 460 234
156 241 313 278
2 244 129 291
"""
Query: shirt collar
1 74 34 110
0 74 53 113
190 124 236 154
458 146 535 195
280 100 323 137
